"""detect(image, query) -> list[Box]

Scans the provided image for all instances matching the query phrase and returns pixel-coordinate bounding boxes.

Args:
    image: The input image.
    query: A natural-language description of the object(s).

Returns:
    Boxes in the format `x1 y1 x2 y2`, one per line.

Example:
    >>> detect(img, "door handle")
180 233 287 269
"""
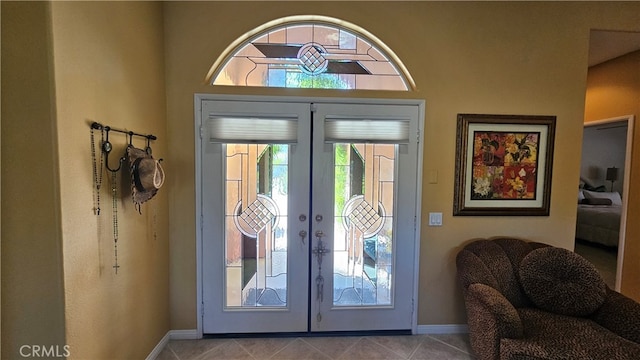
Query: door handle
299 230 307 244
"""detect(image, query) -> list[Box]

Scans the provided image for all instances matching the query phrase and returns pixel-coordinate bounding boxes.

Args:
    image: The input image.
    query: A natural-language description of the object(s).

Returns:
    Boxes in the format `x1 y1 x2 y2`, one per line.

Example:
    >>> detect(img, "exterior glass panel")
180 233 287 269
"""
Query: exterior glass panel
333 143 395 306
225 144 289 307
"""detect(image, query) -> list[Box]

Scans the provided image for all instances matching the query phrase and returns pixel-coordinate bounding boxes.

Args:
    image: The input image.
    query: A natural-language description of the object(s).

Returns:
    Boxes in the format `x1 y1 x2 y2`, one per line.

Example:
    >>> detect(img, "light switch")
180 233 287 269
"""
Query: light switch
428 170 438 184
428 212 443 226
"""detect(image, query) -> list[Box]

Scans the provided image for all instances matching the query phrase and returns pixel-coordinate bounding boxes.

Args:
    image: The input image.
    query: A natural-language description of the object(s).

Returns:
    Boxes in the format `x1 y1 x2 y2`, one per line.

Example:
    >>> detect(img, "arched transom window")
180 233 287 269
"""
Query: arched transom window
206 16 415 91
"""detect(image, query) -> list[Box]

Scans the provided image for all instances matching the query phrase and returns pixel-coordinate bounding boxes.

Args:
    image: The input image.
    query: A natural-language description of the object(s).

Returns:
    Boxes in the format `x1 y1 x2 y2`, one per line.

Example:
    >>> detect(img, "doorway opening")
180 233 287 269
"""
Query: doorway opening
195 95 424 336
575 115 634 291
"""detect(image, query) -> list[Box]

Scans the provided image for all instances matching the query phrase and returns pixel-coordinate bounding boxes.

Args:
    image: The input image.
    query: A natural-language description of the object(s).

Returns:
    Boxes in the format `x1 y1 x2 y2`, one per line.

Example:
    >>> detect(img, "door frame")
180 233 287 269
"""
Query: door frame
194 94 425 337
581 114 634 292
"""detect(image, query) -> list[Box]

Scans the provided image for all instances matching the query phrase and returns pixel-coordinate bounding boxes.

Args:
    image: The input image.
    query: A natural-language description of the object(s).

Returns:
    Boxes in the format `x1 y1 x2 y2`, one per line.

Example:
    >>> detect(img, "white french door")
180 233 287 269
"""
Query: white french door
199 96 422 334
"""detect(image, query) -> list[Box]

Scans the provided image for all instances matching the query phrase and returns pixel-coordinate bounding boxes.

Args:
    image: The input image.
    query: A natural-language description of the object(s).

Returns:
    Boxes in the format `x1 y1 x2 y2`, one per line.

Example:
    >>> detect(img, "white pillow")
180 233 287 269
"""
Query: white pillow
582 190 622 206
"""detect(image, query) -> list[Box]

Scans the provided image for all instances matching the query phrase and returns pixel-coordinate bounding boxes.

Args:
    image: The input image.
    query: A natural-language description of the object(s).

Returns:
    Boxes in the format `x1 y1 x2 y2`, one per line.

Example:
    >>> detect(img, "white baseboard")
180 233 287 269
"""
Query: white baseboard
169 329 200 340
145 331 170 360
416 324 468 334
146 329 200 360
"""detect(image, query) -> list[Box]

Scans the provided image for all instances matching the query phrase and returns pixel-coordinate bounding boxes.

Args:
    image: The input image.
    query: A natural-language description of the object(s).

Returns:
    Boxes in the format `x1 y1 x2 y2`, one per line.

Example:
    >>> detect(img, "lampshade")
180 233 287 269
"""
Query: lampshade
606 167 618 181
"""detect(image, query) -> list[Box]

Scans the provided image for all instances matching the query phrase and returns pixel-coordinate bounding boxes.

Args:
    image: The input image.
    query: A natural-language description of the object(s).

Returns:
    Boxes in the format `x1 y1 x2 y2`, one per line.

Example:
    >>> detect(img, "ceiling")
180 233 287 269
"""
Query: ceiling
588 30 640 67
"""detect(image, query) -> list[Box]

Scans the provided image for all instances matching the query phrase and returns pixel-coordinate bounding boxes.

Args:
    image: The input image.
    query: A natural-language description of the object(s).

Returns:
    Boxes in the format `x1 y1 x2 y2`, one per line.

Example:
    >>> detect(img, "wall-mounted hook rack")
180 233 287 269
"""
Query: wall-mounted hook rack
90 122 157 141
90 121 158 173
89 121 161 273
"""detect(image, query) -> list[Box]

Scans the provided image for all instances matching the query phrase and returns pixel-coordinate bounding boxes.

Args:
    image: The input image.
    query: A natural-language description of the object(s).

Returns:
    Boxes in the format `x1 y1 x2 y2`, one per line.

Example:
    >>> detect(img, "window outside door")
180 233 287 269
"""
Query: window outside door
199 97 422 334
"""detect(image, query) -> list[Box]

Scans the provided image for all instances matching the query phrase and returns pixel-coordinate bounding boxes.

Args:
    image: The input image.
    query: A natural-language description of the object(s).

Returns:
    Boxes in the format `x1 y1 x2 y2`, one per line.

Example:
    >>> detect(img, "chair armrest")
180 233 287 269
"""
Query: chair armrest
591 288 640 344
464 283 524 360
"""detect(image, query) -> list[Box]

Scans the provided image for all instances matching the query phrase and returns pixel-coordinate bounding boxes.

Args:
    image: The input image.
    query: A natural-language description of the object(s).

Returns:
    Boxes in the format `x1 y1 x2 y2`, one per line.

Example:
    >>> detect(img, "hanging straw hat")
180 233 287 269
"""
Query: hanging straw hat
127 146 165 207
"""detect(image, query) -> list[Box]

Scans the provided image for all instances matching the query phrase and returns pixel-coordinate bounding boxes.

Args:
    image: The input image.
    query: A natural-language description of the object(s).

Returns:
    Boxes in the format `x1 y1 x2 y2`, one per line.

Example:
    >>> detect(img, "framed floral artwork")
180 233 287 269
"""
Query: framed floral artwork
453 114 556 216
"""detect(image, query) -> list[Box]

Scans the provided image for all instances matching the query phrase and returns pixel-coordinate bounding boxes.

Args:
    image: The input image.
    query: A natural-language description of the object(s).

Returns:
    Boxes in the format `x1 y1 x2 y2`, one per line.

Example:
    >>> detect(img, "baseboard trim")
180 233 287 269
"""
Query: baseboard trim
146 329 200 360
170 329 200 340
145 331 170 360
416 324 468 334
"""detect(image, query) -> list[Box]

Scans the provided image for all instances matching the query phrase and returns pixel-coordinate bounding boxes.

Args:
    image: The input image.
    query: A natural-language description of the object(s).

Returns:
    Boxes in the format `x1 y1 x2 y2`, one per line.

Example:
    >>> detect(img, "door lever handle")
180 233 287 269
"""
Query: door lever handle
299 230 307 244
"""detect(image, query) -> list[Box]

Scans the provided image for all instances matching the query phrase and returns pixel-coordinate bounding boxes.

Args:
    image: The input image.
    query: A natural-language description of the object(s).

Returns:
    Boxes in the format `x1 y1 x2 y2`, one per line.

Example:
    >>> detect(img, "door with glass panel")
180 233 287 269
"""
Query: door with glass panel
201 99 420 333
201 100 311 333
309 103 420 331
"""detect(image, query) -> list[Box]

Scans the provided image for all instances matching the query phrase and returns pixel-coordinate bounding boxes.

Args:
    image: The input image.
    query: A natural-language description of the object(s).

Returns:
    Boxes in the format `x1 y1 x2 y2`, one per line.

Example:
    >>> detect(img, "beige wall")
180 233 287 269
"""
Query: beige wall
2 1 170 359
49 2 170 358
1 2 66 358
164 1 640 329
585 50 640 301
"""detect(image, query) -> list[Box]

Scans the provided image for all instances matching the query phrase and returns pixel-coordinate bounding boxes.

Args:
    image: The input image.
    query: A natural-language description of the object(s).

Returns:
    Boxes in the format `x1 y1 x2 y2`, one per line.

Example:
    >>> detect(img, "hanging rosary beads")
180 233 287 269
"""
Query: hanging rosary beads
91 122 122 274
90 126 105 215
111 171 120 273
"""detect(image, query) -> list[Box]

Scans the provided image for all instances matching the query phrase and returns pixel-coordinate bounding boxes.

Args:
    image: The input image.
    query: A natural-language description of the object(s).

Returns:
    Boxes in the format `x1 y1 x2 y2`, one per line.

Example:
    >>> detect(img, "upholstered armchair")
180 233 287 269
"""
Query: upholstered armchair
456 237 640 360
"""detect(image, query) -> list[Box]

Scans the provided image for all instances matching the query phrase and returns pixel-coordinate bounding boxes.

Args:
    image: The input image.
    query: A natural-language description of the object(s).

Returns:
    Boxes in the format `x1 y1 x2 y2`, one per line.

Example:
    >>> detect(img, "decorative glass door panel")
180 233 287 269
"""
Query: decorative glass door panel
333 143 395 306
225 144 289 307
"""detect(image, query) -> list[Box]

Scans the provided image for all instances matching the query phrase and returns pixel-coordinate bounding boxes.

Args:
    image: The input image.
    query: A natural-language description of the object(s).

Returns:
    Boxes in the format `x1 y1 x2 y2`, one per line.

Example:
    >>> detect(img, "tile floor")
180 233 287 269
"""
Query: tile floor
574 240 618 288
154 242 612 360
156 333 475 360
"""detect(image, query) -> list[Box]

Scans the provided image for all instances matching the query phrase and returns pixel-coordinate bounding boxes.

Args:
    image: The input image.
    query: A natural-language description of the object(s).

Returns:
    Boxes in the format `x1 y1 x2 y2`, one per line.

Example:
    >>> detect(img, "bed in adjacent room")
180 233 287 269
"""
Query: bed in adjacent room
576 189 622 248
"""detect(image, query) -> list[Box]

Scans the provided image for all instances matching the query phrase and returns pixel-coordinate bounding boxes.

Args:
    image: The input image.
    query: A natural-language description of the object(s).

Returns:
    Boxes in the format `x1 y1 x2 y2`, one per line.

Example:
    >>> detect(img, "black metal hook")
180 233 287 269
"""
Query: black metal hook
103 127 125 173
145 136 153 155
105 153 126 173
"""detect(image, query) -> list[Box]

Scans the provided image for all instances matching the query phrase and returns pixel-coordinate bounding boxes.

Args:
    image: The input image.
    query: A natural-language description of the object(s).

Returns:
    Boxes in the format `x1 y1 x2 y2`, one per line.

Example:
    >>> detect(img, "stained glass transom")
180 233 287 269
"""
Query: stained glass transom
209 17 413 91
